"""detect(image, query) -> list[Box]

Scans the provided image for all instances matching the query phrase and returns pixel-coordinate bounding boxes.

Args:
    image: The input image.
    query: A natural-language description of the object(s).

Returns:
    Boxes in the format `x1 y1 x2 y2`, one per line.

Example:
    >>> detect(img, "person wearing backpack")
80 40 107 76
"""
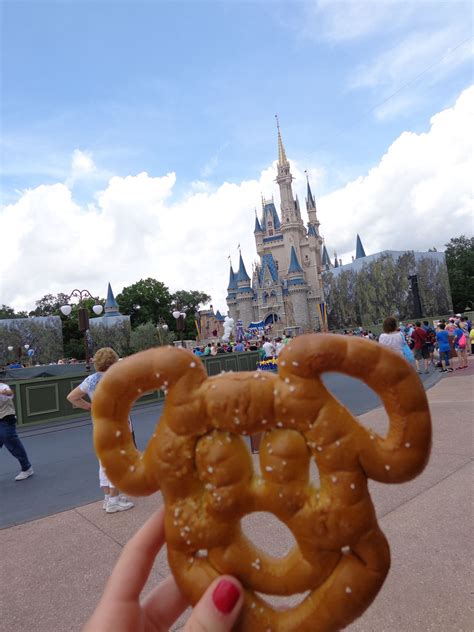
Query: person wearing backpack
453 324 468 369
422 320 436 365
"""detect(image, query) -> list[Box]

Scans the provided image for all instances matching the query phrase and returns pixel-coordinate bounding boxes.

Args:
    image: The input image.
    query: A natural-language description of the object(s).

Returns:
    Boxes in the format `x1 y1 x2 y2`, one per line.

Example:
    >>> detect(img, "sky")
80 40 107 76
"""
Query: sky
1 0 473 314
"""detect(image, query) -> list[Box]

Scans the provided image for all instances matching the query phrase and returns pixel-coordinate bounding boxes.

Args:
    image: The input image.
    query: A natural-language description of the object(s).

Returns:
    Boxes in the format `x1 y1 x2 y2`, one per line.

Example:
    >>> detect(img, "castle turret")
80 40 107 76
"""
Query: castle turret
322 245 331 270
226 265 238 321
355 234 366 259
305 174 319 229
235 253 254 326
286 247 310 330
104 283 120 317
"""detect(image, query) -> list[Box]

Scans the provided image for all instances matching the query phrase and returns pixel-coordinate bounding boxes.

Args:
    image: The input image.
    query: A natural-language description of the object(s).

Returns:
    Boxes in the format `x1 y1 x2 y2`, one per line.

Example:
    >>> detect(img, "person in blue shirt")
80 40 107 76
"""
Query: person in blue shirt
436 323 453 372
453 325 468 369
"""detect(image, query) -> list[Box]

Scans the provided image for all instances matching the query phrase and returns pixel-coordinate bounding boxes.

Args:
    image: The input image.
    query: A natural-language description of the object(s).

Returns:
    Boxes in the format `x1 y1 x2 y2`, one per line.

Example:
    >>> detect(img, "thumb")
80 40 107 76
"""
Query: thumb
184 576 244 632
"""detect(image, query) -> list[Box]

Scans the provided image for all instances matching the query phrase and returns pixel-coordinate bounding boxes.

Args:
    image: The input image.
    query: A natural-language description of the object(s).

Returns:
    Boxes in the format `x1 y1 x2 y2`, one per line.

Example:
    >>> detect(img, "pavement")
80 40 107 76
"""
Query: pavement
1 362 472 631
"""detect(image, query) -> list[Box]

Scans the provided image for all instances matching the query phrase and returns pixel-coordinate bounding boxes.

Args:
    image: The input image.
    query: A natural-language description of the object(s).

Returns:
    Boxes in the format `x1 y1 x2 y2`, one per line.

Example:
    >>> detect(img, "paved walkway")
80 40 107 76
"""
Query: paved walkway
1 364 472 631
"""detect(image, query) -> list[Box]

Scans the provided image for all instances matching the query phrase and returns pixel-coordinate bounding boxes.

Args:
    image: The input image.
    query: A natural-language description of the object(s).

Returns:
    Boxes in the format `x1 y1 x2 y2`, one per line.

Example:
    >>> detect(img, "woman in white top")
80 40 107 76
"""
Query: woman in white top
67 347 134 514
378 316 405 356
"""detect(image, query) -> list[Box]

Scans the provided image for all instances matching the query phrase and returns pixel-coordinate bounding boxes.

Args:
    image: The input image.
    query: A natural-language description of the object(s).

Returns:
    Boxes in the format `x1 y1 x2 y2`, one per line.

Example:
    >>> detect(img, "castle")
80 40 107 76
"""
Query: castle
226 121 329 334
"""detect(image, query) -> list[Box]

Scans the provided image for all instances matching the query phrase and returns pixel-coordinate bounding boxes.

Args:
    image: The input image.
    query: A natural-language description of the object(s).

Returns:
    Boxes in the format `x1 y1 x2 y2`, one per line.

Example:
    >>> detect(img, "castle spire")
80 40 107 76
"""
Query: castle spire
305 171 315 209
254 209 262 233
275 115 289 166
355 234 366 259
236 253 251 283
104 282 120 317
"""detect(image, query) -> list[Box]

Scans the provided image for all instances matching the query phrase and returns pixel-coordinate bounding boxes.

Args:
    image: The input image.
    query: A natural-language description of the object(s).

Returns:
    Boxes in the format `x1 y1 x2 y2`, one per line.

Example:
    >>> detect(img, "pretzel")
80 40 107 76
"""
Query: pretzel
92 334 431 631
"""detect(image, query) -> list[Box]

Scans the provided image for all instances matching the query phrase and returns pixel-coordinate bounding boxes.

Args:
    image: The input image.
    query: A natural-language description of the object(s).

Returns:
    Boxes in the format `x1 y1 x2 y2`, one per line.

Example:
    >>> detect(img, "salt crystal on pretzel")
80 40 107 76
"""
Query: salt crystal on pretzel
92 333 431 631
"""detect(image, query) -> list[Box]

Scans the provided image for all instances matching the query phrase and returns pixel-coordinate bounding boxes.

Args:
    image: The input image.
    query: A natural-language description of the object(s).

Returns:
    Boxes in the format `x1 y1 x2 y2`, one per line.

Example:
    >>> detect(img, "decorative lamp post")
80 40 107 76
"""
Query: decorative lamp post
172 310 186 347
156 320 169 346
60 289 103 369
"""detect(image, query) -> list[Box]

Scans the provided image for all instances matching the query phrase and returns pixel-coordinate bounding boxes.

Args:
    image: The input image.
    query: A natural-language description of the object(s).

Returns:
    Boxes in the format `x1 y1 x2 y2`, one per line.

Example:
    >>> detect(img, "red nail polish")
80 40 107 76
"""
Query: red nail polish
212 579 240 614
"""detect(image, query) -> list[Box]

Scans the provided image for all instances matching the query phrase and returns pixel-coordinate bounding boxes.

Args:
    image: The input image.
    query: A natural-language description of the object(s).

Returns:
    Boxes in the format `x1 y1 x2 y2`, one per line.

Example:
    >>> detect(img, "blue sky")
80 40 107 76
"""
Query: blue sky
1 0 473 311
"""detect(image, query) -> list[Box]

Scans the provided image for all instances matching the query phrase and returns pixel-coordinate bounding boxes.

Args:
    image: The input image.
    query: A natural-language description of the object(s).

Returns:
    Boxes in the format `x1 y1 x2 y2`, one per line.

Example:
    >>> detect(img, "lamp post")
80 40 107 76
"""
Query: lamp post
156 320 169 346
172 310 186 348
60 289 103 369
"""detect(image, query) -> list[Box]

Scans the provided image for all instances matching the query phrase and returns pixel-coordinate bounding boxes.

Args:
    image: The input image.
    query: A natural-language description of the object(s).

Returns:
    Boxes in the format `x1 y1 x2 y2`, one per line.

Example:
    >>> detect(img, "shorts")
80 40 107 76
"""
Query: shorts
99 461 114 488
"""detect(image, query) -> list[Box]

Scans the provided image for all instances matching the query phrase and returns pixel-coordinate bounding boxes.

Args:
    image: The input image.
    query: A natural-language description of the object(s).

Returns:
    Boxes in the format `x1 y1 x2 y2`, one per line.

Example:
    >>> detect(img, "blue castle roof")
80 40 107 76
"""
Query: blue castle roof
307 223 318 237
254 214 262 233
306 180 315 208
259 253 279 286
356 234 366 259
227 265 237 290
236 253 251 283
104 283 120 317
261 201 281 231
288 246 303 274
322 245 331 268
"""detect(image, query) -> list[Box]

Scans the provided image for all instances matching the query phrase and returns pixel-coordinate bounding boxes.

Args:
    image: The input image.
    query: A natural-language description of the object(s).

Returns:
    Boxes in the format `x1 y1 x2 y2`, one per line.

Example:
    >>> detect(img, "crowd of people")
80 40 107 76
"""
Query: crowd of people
379 315 472 372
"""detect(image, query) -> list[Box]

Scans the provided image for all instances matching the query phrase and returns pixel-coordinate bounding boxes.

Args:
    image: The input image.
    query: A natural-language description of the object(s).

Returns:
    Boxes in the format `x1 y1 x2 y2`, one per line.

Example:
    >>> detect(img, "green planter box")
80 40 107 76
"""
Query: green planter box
5 351 259 426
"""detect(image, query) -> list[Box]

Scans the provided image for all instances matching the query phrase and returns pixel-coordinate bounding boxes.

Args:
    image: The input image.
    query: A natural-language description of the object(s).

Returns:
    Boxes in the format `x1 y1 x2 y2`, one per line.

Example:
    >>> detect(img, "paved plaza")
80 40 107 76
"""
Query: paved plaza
1 365 473 631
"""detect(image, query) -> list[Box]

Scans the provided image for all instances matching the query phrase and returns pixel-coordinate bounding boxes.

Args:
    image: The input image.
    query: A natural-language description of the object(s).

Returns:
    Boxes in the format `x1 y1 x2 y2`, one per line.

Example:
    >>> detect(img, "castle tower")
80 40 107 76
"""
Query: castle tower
235 253 254 326
286 247 310 329
226 265 238 322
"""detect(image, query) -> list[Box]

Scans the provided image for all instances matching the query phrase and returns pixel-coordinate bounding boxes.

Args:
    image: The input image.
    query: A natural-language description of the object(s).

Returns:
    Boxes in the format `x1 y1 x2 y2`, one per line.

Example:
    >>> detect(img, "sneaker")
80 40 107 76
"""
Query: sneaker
15 467 34 481
424 370 429 374
102 496 110 510
446 367 453 372
106 498 134 513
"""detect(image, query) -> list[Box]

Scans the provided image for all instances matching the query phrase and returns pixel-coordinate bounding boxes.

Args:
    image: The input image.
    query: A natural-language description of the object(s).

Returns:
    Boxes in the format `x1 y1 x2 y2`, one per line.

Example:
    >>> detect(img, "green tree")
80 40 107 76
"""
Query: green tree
129 322 175 353
444 236 474 313
116 279 173 329
0 305 29 319
171 290 211 339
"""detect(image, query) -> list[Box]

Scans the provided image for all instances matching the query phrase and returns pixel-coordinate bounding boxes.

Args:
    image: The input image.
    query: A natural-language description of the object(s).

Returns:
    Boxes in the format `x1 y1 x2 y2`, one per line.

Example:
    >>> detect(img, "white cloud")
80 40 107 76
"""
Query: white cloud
318 85 474 259
65 149 97 187
304 0 473 118
1 86 472 314
310 0 413 42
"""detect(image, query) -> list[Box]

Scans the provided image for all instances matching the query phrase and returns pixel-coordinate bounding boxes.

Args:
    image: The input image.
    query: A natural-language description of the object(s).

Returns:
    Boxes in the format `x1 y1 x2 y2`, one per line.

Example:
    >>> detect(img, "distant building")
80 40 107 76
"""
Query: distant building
197 307 225 341
323 248 453 329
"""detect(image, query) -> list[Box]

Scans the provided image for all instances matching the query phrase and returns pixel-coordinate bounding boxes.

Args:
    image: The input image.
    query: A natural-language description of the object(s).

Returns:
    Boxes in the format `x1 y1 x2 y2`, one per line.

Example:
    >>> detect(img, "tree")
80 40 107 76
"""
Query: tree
0 305 28 319
129 322 175 353
171 290 211 339
444 236 474 313
116 279 173 329
29 293 71 317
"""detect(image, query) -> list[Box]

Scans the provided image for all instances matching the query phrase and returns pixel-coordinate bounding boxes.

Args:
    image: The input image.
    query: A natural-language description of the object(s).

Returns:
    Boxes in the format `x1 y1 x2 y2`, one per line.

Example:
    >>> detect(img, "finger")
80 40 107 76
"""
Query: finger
184 576 243 632
104 506 166 602
142 575 189 630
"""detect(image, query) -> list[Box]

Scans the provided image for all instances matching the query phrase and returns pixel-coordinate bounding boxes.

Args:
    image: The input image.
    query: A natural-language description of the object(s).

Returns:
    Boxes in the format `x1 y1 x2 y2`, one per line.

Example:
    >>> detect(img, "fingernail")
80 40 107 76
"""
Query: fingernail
212 579 240 614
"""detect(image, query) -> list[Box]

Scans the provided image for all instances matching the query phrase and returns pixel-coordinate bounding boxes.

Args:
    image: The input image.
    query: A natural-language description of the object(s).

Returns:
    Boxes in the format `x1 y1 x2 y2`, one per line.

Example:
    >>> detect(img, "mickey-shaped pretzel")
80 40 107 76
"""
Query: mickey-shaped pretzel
92 334 431 631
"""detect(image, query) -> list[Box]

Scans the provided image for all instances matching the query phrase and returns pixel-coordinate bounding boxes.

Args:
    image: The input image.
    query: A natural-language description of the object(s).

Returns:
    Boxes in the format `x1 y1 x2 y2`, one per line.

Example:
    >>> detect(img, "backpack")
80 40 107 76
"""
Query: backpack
458 333 467 349
424 328 436 345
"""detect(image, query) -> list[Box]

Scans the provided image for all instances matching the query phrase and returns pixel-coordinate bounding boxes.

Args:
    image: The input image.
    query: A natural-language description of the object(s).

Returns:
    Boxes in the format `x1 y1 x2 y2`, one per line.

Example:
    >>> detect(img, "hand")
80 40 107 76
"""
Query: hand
83 506 243 631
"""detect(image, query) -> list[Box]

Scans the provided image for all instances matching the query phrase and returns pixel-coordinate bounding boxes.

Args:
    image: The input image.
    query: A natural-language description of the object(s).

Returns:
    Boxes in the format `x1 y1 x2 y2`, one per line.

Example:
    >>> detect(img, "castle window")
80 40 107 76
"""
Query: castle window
269 230 274 236
286 217 289 222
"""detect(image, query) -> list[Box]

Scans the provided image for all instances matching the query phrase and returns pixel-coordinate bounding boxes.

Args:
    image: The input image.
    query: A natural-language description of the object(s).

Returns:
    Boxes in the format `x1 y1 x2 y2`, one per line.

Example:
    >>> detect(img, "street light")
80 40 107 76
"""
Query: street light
172 310 186 347
60 289 103 369
156 320 169 346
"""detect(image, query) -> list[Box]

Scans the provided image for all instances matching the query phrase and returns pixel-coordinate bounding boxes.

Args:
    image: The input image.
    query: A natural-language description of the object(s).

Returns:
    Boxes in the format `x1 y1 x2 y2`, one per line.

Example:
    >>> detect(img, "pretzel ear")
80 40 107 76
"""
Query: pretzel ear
92 347 207 495
279 334 431 484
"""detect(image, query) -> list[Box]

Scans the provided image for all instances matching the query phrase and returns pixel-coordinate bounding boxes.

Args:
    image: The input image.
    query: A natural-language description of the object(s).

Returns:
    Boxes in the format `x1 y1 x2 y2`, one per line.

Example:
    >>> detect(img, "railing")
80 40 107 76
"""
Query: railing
3 352 260 426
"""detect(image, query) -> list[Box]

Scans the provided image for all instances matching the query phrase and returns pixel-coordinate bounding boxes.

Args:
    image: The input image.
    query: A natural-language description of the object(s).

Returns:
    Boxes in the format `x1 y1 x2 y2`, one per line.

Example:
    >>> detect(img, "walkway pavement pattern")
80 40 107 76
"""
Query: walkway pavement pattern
1 366 473 631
